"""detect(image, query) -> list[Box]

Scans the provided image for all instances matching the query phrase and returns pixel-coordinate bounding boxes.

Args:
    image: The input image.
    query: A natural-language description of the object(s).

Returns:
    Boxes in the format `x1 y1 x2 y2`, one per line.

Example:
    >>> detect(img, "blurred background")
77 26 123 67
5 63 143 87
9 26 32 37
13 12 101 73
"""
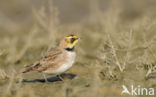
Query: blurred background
0 0 156 97
0 0 156 34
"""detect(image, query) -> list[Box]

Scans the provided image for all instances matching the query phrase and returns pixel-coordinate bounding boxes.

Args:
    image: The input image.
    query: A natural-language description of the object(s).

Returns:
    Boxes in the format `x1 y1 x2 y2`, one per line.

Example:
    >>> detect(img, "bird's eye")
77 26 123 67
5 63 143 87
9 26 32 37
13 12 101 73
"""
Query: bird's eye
71 38 75 43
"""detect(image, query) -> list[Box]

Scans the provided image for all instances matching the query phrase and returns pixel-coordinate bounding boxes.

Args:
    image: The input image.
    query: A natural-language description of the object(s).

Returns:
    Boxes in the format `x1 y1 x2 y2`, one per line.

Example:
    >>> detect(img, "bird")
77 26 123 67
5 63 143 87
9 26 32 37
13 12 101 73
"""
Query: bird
20 34 79 81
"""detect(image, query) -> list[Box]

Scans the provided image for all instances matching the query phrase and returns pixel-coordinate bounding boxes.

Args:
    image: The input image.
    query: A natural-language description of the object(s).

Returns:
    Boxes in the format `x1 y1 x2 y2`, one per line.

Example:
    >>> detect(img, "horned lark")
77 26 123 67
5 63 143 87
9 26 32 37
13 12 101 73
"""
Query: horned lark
20 34 79 81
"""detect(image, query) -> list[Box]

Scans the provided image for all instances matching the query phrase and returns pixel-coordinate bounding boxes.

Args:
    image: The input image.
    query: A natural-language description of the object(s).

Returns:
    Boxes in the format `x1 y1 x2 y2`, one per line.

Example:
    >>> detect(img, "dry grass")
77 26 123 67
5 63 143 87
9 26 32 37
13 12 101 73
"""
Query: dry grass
0 0 156 97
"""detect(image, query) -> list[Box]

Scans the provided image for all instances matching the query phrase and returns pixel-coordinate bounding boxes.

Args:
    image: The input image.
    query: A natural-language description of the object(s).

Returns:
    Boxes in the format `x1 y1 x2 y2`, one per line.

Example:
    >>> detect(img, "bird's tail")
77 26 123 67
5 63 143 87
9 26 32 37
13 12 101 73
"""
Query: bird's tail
19 64 34 74
19 62 41 74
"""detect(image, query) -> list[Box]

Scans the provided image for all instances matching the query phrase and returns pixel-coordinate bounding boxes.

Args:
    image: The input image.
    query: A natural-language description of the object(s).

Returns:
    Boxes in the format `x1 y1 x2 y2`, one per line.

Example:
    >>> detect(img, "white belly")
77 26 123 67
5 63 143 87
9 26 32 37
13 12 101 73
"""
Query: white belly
44 51 76 74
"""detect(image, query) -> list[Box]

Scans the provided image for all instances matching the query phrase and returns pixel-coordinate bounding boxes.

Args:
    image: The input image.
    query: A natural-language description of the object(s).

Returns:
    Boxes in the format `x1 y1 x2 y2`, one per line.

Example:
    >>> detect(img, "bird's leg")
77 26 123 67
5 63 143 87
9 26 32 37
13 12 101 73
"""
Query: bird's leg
42 73 48 82
57 74 64 81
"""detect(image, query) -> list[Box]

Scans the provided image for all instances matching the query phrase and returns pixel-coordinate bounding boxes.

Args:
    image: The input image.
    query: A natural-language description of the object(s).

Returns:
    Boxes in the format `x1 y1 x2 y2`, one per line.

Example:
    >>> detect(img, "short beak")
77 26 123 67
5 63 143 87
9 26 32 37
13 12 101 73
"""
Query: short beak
76 37 80 40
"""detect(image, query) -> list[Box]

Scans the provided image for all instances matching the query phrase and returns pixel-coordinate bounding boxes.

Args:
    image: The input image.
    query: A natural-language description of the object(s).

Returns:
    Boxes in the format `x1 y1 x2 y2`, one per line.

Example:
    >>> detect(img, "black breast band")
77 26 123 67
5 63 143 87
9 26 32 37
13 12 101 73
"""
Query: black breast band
65 47 74 51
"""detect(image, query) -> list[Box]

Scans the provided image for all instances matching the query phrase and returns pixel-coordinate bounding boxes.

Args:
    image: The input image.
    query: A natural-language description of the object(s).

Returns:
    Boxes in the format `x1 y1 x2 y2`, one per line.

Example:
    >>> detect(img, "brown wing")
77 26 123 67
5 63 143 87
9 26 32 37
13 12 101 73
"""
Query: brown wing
21 48 62 73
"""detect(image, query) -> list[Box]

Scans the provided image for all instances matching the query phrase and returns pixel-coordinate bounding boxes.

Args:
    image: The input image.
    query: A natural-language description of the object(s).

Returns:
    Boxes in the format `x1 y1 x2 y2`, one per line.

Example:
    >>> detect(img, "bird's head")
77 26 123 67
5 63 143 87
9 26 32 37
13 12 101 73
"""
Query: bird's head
59 34 79 50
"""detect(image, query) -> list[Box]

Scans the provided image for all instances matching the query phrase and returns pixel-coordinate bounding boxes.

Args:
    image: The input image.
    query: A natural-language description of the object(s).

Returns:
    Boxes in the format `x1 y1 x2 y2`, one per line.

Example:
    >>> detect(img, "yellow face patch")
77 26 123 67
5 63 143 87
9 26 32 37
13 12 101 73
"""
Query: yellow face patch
66 35 78 39
65 35 79 48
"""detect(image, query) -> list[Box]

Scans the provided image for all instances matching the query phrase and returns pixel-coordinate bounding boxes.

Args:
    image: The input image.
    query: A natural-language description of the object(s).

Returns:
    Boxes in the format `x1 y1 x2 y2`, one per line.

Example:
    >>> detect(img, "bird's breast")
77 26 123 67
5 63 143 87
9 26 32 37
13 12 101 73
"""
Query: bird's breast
55 51 76 74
